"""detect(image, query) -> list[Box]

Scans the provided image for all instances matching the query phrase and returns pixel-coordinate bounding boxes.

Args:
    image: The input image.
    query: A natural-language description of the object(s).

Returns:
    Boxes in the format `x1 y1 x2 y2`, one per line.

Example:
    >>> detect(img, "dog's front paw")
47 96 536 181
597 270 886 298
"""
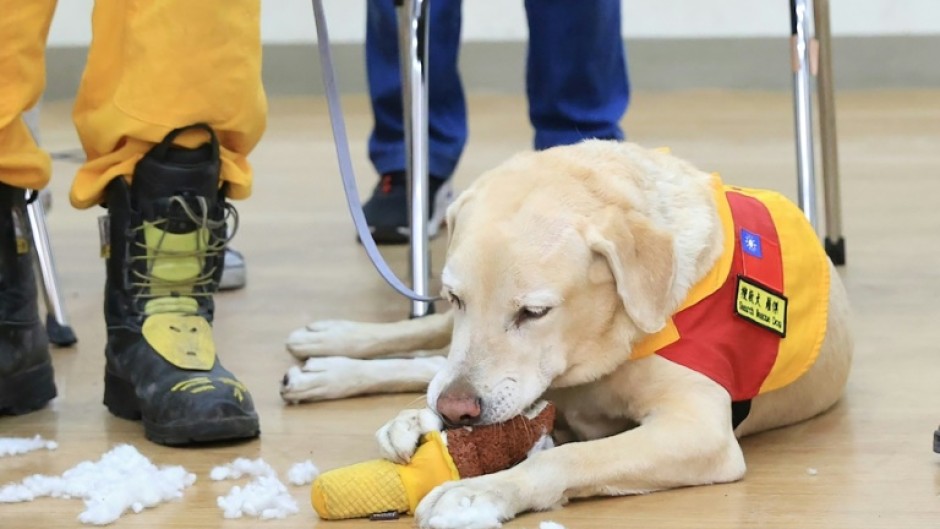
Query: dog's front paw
280 357 361 403
285 320 369 359
415 477 515 529
376 408 443 464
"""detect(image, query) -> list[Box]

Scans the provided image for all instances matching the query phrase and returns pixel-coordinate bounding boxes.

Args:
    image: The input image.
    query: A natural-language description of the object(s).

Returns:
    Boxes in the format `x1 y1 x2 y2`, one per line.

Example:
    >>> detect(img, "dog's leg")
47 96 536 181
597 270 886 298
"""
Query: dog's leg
280 356 447 403
286 311 453 360
413 365 746 529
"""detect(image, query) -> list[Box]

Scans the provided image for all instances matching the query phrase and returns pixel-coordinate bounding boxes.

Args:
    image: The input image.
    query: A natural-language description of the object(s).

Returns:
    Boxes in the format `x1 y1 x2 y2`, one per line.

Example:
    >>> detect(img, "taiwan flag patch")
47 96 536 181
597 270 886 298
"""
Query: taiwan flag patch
739 227 783 294
741 229 763 258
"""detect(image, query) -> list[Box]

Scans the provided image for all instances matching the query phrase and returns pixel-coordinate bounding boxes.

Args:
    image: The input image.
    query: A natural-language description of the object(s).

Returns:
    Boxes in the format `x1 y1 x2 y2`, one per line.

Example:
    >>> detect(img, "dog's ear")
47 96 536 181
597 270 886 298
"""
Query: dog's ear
444 189 474 246
585 207 676 334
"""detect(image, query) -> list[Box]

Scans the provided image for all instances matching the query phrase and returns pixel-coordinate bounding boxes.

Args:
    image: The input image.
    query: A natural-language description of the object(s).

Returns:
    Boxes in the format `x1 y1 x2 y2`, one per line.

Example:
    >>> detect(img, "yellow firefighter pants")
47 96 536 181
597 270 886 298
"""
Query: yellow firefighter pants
0 0 266 208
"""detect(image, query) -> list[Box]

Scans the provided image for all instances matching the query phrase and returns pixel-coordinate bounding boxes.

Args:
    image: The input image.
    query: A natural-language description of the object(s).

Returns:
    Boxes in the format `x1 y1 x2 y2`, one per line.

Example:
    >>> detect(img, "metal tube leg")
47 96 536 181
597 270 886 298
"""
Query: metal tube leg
27 198 77 346
813 0 846 265
22 105 78 346
790 0 819 233
397 0 432 318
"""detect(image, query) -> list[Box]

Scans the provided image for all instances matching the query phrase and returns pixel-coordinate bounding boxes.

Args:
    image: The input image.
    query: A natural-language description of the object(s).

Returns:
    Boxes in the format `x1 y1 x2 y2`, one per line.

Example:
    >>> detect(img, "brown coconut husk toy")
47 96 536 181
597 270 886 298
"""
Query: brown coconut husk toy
311 401 556 520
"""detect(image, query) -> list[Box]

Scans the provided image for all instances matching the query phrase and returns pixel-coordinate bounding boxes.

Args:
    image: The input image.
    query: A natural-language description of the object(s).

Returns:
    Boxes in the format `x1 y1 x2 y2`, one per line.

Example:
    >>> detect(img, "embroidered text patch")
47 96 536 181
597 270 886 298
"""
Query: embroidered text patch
735 276 787 336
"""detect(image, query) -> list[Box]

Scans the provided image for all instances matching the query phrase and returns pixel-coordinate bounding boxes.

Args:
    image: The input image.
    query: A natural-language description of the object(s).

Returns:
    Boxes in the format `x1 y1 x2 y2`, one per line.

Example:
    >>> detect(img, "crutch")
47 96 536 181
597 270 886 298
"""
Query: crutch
396 0 434 318
789 0 846 265
22 106 78 346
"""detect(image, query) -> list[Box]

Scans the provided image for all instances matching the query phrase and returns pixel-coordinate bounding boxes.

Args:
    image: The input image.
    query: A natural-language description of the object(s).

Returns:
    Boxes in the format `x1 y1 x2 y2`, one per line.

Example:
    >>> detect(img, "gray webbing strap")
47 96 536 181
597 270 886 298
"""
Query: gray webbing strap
311 0 438 303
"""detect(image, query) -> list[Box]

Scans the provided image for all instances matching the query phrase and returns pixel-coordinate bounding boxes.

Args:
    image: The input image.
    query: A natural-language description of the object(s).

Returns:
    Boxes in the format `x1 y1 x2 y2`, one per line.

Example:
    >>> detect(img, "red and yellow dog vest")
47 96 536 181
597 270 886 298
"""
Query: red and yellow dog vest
631 175 830 404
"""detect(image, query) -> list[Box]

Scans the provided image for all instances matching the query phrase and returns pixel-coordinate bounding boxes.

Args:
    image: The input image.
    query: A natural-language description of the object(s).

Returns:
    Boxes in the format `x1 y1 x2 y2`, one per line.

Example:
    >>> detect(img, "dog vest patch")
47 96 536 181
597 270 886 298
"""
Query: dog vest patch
630 175 830 403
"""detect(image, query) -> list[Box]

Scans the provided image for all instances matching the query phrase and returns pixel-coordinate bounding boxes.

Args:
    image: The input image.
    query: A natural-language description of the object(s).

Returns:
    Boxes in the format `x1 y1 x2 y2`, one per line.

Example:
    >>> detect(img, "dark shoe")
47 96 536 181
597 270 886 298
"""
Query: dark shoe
0 184 56 415
101 124 258 445
361 171 453 245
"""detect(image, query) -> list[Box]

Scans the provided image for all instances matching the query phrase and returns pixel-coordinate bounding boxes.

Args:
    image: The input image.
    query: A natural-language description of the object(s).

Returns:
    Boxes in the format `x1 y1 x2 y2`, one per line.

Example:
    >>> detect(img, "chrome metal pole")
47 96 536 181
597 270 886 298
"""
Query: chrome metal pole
397 0 432 318
790 0 819 232
813 0 846 264
26 197 76 345
23 105 77 345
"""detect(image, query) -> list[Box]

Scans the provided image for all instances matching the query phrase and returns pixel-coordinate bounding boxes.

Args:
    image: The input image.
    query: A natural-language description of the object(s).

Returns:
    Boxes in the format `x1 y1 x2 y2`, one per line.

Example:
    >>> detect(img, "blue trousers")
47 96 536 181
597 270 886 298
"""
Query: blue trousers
366 0 629 180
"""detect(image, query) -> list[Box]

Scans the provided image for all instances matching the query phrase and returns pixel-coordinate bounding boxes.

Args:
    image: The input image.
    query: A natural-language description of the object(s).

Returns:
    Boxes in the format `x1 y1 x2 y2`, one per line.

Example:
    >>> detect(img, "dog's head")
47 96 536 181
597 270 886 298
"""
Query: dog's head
429 141 703 426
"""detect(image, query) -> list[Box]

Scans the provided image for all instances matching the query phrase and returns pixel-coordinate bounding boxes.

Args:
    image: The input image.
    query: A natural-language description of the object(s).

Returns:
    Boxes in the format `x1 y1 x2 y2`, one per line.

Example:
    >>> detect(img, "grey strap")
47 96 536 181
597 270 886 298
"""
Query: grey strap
311 0 438 303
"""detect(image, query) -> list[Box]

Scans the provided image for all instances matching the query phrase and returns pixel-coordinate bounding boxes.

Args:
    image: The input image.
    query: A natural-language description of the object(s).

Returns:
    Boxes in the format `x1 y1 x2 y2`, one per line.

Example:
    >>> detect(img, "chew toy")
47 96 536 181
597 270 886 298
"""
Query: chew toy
311 401 556 520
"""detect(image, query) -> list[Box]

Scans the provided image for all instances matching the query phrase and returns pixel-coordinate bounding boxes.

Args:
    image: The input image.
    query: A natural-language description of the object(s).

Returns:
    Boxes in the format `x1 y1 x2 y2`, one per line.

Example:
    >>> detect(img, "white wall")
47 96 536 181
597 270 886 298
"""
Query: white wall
47 0 940 47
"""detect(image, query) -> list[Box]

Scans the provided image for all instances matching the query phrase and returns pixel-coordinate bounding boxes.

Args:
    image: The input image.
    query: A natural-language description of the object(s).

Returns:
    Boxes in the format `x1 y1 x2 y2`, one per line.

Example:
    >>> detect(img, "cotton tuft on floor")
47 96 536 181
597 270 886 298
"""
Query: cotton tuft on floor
0 443 195 525
211 457 299 520
287 460 320 486
0 435 58 457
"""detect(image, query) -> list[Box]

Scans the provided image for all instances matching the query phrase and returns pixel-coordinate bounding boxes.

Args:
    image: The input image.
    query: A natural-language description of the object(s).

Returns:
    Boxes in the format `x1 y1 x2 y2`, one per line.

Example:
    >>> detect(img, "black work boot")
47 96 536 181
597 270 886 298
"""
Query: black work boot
101 124 258 445
0 184 56 415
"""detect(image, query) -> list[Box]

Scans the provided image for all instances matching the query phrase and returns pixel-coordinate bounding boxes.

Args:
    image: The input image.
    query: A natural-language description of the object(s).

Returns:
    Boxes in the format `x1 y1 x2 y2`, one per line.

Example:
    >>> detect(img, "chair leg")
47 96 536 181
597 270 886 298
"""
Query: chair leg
789 0 820 232
813 0 846 265
26 197 77 346
396 0 434 319
22 105 78 346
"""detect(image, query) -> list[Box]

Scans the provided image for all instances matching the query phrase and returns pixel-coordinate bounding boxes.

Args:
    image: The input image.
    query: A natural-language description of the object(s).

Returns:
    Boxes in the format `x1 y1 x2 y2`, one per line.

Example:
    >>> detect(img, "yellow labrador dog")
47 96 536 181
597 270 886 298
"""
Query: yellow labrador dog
282 141 852 529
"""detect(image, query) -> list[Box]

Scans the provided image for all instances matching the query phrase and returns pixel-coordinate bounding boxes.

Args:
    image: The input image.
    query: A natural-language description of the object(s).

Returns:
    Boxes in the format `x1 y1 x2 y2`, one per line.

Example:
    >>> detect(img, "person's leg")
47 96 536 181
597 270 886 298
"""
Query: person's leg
0 0 58 415
524 0 629 150
362 0 464 244
71 0 266 445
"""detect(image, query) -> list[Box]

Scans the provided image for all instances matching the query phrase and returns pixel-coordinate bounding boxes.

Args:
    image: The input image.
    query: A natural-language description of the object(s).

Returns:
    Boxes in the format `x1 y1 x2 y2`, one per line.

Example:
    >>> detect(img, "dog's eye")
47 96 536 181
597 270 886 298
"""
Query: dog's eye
516 306 551 325
447 291 465 310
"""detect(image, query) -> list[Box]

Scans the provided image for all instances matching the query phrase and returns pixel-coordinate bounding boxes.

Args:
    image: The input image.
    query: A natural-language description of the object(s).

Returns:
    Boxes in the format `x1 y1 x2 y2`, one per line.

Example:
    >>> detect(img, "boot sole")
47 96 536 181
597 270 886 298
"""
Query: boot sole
0 361 57 415
104 371 260 446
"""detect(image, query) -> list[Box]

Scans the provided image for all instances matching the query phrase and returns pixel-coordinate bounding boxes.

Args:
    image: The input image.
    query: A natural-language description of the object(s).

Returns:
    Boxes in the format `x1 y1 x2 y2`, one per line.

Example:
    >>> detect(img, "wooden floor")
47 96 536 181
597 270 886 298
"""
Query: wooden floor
2 90 939 528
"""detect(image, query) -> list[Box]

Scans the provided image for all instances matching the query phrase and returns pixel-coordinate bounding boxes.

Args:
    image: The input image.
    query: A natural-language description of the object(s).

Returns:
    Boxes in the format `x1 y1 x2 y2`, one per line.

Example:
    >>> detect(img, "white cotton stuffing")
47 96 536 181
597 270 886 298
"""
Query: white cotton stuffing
0 435 58 457
540 522 567 529
217 475 299 520
210 457 277 481
211 457 298 520
0 443 195 525
286 460 319 486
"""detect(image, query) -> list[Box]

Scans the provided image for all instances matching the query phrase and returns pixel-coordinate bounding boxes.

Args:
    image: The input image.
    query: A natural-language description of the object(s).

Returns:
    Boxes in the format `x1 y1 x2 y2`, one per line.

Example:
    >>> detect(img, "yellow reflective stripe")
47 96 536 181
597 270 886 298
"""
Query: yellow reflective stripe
171 376 213 392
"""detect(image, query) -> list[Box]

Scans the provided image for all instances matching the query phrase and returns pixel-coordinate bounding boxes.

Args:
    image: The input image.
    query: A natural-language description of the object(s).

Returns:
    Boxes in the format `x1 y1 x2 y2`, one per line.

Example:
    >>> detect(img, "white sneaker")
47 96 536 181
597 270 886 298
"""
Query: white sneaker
219 247 246 291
